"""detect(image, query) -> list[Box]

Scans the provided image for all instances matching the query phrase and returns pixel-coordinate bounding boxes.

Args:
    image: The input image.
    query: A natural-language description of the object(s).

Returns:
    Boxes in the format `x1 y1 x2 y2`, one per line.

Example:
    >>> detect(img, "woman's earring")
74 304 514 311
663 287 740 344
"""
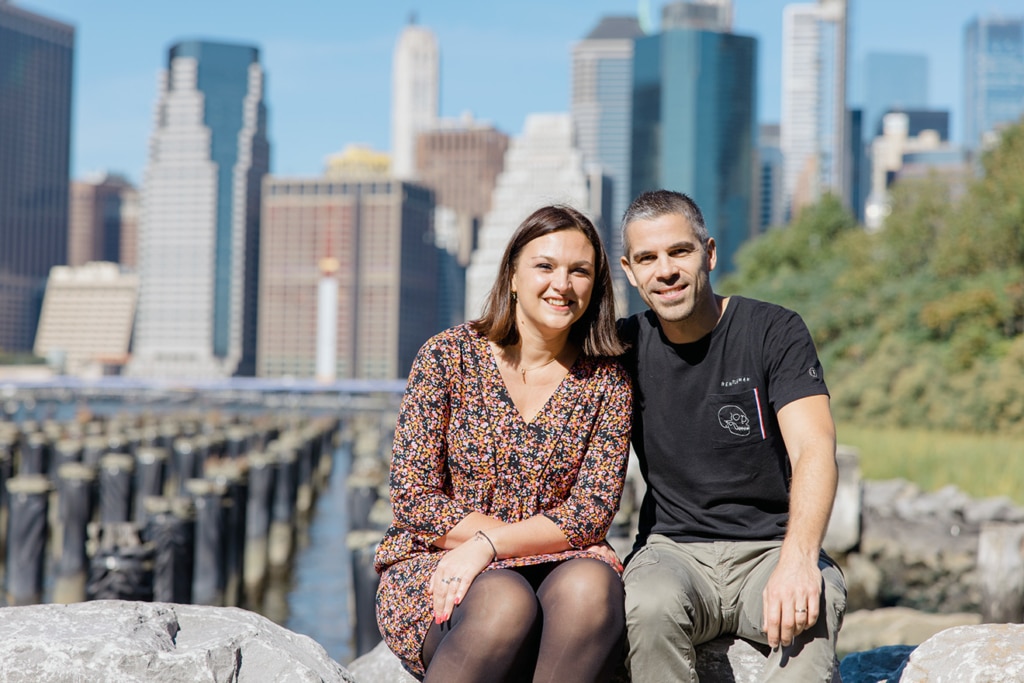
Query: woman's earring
511 291 518 303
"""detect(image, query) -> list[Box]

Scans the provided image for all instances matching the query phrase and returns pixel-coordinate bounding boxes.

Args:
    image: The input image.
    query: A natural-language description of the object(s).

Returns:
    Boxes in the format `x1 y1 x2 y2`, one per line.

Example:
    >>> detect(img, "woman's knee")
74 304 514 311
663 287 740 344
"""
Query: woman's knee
542 558 622 599
459 569 539 636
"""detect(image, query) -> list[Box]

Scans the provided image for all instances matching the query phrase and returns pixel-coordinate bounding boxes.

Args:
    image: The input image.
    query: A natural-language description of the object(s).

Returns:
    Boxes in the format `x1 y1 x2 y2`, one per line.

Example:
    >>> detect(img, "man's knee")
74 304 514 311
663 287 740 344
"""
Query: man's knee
624 550 699 629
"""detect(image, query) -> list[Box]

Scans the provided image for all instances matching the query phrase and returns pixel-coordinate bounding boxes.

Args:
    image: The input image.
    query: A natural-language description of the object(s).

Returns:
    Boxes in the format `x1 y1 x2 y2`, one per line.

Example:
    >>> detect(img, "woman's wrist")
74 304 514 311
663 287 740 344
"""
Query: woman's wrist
474 529 498 562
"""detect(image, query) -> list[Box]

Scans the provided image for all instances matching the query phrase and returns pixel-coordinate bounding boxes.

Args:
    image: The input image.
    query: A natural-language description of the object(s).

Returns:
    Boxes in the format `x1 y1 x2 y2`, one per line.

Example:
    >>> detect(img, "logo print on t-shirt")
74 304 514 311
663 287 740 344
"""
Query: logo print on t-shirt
718 405 751 437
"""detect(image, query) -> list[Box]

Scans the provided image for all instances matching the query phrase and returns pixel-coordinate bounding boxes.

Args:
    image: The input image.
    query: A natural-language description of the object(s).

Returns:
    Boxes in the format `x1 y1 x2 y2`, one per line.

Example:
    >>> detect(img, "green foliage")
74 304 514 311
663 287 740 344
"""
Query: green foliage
837 422 1024 505
721 119 1024 434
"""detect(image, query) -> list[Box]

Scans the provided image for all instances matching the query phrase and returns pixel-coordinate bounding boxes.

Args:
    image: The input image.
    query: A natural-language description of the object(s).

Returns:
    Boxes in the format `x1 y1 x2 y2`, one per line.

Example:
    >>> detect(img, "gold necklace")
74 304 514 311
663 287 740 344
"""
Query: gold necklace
517 356 559 383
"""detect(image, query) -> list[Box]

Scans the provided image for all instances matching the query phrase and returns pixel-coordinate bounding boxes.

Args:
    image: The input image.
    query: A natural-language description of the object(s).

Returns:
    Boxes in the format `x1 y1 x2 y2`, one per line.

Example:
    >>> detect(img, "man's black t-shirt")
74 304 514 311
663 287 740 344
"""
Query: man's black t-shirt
618 296 829 545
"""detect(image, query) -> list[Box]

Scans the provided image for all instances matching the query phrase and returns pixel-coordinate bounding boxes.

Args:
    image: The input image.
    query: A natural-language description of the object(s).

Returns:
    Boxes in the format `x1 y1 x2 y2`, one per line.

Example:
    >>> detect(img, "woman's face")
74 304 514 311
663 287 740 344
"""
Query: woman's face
511 229 596 339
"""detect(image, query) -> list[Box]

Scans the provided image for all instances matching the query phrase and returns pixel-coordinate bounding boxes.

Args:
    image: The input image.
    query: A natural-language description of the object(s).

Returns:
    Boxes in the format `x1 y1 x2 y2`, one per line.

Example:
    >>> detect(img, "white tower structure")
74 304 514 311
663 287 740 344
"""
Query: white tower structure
391 21 439 180
129 41 269 378
781 0 848 218
465 114 591 319
315 256 339 383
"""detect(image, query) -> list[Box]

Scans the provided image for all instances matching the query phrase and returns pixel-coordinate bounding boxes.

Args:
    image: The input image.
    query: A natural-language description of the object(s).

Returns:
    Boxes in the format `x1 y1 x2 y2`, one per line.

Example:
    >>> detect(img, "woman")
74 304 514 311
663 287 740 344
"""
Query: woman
374 205 632 682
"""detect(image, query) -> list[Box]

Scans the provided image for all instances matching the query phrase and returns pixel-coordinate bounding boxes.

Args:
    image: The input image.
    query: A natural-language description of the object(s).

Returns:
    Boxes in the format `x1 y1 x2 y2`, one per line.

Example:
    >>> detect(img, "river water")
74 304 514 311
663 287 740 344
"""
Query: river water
284 440 359 667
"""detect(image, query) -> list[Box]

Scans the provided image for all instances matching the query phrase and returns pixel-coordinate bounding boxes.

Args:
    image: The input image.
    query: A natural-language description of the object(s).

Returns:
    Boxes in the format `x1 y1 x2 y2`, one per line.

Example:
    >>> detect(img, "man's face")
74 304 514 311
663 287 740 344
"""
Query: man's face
620 213 716 329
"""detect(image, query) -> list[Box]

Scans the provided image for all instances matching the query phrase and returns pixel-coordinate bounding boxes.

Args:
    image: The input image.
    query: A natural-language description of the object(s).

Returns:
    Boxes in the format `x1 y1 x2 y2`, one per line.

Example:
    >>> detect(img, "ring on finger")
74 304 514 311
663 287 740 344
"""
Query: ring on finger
795 608 807 614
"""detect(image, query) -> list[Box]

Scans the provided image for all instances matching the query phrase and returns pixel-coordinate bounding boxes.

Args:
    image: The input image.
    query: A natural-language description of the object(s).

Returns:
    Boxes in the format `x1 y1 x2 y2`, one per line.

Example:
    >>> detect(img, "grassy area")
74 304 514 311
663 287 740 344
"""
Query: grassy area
836 423 1024 507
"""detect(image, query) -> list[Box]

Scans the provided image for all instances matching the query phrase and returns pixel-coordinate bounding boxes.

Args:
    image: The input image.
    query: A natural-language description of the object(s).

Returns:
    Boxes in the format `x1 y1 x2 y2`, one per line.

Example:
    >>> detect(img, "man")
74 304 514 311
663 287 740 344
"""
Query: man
617 190 846 682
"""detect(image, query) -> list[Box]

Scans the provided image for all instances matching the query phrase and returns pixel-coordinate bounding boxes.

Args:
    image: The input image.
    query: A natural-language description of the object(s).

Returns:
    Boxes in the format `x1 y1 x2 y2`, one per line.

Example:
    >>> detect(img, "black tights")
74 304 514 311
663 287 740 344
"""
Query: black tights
421 558 625 683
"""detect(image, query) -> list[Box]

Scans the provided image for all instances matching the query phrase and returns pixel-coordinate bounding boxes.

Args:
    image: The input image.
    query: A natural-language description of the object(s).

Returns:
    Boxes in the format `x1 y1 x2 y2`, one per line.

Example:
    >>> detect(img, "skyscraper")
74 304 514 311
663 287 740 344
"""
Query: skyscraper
391 20 439 180
416 115 508 327
758 124 785 232
862 52 929 142
630 13 756 286
781 0 850 217
465 114 593 320
571 15 644 307
258 175 437 380
68 173 137 268
129 40 269 379
0 2 74 353
661 0 732 32
964 16 1024 151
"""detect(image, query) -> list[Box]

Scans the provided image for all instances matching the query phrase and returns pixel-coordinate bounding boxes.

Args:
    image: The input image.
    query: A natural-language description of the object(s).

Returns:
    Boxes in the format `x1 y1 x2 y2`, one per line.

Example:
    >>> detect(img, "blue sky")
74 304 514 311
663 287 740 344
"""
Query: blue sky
17 0 1024 184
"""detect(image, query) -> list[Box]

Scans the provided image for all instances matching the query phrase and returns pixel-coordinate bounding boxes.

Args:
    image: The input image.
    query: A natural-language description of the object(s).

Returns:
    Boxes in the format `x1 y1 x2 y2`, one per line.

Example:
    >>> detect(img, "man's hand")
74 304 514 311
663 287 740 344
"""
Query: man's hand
761 552 822 649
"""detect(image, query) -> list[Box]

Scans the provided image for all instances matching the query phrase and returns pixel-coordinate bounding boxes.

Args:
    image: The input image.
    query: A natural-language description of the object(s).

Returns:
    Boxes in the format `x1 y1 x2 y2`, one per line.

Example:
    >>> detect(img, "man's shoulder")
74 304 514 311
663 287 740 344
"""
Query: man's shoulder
728 295 806 329
616 310 657 342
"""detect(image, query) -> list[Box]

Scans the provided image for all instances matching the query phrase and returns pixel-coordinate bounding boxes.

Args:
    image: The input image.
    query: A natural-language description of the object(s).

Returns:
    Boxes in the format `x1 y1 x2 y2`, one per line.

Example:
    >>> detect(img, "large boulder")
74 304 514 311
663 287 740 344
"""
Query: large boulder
348 637 840 682
0 600 355 683
898 623 1024 682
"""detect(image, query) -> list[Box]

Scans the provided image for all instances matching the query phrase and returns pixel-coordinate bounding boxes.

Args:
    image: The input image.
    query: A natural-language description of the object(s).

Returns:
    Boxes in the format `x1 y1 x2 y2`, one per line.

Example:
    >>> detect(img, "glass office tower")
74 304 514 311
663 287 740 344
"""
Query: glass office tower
964 16 1024 151
0 2 74 353
631 27 756 284
130 40 269 378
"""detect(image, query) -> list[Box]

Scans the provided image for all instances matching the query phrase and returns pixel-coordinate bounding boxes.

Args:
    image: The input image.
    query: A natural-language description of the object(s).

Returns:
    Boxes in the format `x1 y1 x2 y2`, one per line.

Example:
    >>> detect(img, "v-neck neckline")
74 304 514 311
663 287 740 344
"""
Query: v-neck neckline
485 339 579 425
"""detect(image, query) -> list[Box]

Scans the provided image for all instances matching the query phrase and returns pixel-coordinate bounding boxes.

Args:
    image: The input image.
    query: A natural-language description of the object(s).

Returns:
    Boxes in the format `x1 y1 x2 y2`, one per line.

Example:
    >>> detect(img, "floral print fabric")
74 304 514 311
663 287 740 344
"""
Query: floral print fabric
373 324 632 676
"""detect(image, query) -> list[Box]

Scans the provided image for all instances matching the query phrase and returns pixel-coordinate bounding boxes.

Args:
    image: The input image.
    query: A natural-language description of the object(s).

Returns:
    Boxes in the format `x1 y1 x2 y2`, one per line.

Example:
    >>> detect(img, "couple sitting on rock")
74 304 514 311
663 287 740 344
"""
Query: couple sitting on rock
373 191 846 682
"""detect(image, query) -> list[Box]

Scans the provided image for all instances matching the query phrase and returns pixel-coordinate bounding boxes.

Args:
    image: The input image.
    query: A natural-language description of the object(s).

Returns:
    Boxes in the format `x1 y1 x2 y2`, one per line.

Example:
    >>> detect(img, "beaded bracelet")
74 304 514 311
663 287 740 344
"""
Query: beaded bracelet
475 530 498 562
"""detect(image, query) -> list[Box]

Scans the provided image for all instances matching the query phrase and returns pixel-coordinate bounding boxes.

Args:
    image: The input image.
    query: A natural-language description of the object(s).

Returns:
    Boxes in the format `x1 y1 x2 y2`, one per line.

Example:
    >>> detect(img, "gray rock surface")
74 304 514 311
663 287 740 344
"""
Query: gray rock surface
348 636 840 682
0 600 355 683
348 641 415 683
898 623 1024 683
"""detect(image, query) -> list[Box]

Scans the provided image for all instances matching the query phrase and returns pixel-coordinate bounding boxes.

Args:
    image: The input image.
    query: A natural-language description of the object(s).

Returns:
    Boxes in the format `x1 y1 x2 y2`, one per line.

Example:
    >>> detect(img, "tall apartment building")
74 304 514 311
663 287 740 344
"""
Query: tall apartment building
129 40 269 379
781 0 849 218
258 175 438 380
391 20 439 180
571 15 644 308
0 2 74 353
964 16 1024 151
416 116 508 327
862 52 929 142
631 13 756 286
68 173 138 268
34 262 138 376
465 114 593 320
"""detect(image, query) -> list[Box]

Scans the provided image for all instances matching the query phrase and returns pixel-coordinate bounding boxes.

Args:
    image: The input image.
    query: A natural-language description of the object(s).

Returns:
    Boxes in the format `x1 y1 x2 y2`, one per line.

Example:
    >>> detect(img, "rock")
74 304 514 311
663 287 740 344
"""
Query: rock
349 641 416 683
824 445 862 555
898 623 1024 682
839 645 915 683
0 600 355 683
843 547 885 610
348 636 840 683
837 607 981 654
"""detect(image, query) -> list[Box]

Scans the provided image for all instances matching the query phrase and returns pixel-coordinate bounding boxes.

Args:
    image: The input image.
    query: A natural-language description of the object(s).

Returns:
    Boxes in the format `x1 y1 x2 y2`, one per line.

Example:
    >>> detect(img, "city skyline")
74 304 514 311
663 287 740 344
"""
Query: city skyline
16 0 1024 185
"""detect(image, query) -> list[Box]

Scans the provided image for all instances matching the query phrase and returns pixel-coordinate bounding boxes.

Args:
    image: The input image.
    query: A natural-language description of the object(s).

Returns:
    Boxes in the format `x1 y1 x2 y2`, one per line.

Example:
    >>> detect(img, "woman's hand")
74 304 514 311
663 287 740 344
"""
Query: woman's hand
428 533 496 623
582 540 623 572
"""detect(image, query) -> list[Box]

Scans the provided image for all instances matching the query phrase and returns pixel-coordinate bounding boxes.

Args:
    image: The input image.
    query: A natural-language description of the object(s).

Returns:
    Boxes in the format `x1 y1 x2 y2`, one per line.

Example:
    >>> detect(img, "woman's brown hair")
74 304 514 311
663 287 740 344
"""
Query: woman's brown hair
470 205 624 356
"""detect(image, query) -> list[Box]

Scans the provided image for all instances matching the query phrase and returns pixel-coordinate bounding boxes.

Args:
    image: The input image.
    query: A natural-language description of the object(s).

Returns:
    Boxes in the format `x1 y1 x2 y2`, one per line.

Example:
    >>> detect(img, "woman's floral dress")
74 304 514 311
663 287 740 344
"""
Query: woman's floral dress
373 324 633 677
